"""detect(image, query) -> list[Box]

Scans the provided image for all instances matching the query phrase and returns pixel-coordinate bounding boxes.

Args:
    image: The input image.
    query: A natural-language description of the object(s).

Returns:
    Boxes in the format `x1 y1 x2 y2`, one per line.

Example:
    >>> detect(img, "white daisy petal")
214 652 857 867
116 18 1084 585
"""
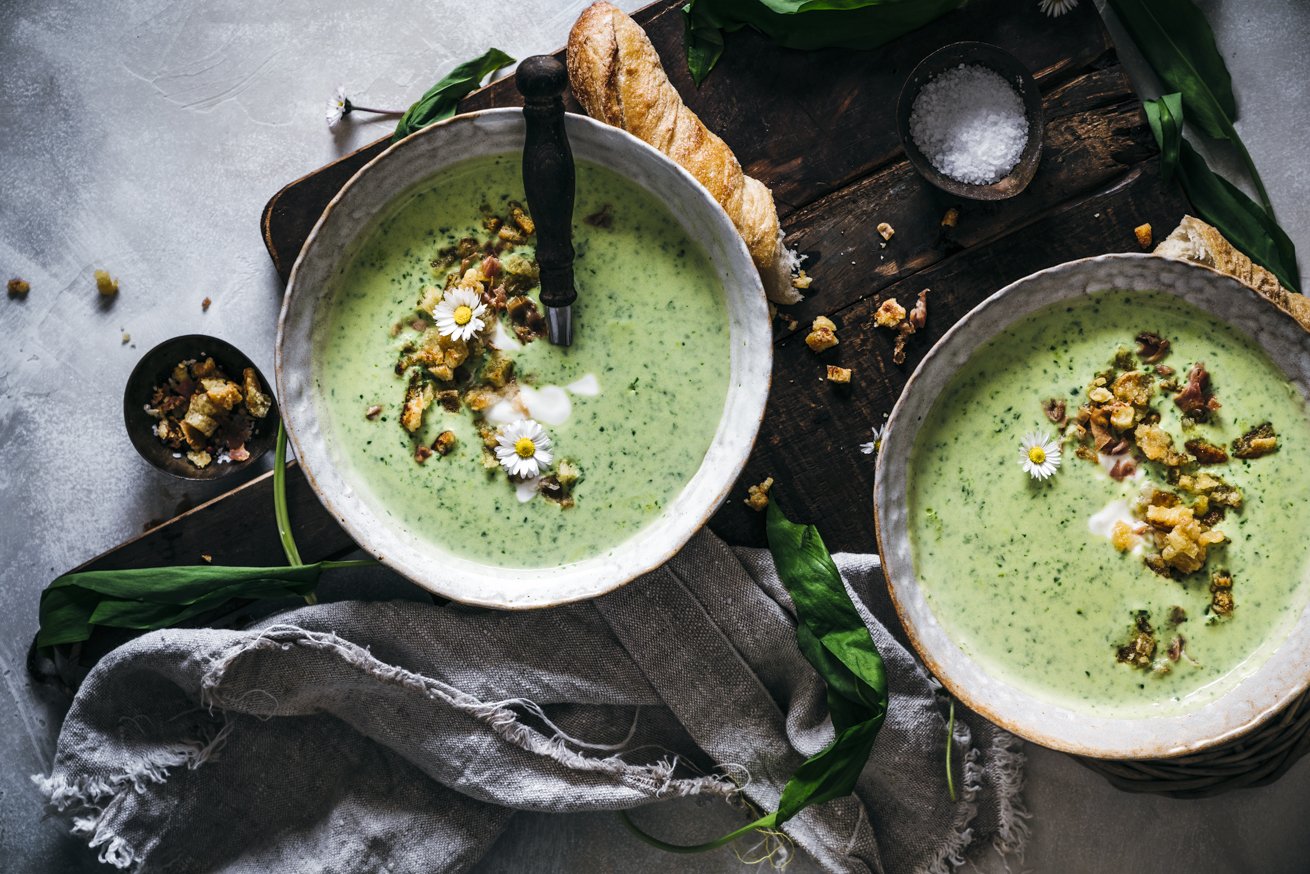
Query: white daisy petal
495 419 552 480
1018 431 1062 480
1038 0 1078 17
326 85 348 128
433 288 487 341
859 425 884 456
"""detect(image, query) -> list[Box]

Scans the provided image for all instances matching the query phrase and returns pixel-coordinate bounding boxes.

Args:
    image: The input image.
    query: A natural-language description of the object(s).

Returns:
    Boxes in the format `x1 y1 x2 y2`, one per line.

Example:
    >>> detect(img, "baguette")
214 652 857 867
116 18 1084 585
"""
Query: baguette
1154 215 1310 330
567 1 804 304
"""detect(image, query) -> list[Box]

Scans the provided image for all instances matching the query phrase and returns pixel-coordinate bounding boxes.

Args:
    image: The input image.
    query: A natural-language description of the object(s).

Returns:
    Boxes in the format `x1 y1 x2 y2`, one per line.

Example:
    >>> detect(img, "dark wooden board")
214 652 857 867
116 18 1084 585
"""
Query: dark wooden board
80 0 1190 581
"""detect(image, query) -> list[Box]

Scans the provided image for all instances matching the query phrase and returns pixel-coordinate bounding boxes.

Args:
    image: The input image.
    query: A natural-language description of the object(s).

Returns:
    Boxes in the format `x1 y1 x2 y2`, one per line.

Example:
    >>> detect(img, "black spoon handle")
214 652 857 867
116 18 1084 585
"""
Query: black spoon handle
516 56 576 312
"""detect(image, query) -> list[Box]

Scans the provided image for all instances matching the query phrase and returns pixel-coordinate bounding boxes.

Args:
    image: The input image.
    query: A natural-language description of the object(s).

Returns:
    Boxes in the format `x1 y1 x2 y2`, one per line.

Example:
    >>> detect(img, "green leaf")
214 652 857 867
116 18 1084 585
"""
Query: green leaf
1106 0 1235 141
1143 91 1183 184
1107 0 1273 216
392 48 515 142
620 502 888 852
682 0 964 84
35 562 372 648
766 501 887 825
1144 95 1300 292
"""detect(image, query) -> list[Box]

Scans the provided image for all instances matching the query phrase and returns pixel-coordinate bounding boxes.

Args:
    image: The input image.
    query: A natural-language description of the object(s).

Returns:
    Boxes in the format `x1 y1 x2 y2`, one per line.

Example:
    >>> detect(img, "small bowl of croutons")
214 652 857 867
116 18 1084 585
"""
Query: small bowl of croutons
124 335 278 480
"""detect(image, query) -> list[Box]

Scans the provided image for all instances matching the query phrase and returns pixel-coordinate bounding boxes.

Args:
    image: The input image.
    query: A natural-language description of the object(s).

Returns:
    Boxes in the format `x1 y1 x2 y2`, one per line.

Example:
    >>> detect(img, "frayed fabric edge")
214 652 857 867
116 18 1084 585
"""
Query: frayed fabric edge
33 719 234 870
203 625 739 804
918 714 984 874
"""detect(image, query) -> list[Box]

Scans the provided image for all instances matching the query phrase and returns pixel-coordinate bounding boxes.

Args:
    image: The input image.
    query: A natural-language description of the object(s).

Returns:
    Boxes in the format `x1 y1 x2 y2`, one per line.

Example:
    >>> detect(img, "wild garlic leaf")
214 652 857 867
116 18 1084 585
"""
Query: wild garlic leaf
1143 91 1183 184
1144 95 1300 293
1106 0 1236 141
766 501 888 824
36 562 369 648
393 48 515 142
682 0 964 85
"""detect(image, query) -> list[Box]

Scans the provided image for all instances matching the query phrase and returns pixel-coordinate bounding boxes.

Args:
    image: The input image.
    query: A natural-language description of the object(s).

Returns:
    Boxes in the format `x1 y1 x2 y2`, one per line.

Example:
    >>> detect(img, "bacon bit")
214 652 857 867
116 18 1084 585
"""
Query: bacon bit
365 404 383 420
1154 364 1174 377
1168 606 1187 626
229 445 251 463
202 296 212 312
506 295 546 343
1108 457 1137 480
1174 362 1220 419
1041 398 1067 426
1166 635 1185 662
410 317 431 332
390 322 404 337
1135 332 1170 363
1088 408 1116 453
584 204 614 228
414 445 434 464
908 288 929 330
481 255 502 278
483 283 508 312
1184 438 1228 465
892 322 915 365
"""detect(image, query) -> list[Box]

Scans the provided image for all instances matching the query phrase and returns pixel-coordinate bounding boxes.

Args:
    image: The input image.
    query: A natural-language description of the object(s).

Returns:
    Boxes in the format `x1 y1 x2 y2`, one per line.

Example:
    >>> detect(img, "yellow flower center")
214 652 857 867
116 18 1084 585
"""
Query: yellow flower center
453 304 473 326
1027 445 1047 465
514 437 536 458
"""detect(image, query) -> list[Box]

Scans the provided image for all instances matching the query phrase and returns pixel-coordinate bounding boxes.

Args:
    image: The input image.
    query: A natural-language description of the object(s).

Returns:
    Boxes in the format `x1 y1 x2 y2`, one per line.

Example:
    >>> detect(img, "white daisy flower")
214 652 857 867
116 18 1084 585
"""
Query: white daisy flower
326 85 350 128
1039 0 1078 17
495 419 554 479
1019 431 1062 480
860 425 884 456
433 287 487 341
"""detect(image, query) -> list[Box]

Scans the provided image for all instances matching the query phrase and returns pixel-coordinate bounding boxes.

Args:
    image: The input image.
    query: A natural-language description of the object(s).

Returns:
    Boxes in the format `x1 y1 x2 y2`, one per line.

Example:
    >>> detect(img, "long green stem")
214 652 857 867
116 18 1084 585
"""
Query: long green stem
1225 122 1274 218
274 422 317 603
946 698 957 802
618 810 775 854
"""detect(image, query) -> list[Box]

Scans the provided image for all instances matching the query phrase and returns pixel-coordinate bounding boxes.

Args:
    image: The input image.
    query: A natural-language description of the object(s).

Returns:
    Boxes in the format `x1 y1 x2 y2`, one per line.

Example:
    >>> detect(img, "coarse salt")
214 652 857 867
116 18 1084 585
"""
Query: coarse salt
909 63 1028 185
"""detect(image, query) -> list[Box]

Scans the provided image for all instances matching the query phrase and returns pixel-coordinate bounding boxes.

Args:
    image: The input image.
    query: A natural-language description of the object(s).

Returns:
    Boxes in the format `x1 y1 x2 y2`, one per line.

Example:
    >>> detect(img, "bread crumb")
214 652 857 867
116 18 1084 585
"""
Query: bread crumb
94 269 119 297
7 277 29 297
874 298 906 328
202 296 212 312
805 315 838 353
826 365 852 384
792 271 813 290
1111 520 1136 552
433 430 457 456
121 332 131 345
201 553 213 564
744 476 774 511
1134 223 1153 249
941 207 960 229
876 222 895 241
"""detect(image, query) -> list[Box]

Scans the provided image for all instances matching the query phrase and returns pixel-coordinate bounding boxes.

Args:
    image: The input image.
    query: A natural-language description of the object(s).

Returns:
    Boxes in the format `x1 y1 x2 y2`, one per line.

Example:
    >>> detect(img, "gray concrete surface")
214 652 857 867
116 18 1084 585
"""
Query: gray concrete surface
2 0 1308 871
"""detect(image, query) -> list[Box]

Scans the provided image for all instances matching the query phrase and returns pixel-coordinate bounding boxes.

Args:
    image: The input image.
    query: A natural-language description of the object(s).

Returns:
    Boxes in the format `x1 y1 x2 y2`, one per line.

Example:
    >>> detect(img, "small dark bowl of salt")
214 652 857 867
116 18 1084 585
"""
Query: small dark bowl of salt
896 42 1044 201
124 334 278 481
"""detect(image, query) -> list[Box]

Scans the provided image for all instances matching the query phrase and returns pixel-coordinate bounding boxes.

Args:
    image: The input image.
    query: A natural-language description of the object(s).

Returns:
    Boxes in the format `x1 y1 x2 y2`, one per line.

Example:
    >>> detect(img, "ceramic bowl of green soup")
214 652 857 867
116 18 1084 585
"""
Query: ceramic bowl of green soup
875 253 1310 758
277 109 770 608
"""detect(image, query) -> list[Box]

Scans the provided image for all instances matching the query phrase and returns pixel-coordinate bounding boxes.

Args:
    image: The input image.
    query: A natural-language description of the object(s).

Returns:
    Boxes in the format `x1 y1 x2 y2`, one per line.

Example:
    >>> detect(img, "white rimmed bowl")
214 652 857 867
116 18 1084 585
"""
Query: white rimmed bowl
277 109 771 609
874 253 1310 759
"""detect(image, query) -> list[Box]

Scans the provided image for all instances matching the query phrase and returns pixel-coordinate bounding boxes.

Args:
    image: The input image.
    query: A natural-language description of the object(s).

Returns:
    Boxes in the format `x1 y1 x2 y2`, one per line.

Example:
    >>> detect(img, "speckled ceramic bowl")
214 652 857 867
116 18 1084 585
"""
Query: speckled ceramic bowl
277 109 771 609
874 253 1310 759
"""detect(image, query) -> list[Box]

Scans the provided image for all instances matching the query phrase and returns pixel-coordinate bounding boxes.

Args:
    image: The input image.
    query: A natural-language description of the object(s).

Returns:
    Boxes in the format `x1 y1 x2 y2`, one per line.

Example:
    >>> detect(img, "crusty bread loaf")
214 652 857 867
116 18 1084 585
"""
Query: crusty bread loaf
1154 215 1310 330
567 1 802 304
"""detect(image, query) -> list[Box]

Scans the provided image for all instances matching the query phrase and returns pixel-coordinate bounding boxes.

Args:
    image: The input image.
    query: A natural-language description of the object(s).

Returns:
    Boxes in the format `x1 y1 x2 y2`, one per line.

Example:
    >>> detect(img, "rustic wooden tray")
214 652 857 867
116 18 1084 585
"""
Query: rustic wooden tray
48 0 1304 797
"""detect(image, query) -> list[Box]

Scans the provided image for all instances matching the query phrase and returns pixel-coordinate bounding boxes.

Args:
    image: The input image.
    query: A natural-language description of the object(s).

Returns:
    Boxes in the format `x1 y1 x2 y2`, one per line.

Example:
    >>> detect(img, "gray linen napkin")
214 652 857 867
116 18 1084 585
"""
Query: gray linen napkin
35 529 1028 873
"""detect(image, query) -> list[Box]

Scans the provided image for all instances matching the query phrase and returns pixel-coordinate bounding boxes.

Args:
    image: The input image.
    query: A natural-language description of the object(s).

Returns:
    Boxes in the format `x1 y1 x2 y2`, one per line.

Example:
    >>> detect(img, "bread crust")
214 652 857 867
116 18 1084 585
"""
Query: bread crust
568 2 800 303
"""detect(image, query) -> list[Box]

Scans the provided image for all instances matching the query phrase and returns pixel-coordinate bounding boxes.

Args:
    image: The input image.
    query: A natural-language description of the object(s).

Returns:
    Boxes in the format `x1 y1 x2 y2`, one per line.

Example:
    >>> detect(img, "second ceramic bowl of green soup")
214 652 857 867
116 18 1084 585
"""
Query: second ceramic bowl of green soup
277 108 770 608
875 253 1310 759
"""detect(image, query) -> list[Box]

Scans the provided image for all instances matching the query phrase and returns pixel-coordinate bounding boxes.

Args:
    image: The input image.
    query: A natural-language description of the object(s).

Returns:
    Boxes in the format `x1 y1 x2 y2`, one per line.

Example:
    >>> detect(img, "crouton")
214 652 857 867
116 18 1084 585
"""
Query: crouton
826 365 852 384
744 476 774 512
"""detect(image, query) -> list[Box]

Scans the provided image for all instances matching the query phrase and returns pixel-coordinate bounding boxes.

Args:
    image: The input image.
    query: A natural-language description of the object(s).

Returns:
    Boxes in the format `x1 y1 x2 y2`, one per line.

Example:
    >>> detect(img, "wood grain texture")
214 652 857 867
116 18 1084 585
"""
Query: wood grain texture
160 1 1190 578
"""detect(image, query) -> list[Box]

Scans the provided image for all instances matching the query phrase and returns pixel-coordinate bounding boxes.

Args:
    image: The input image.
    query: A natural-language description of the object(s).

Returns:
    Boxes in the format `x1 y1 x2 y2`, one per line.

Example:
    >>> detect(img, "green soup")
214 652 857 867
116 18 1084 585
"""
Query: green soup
908 290 1310 717
316 154 730 568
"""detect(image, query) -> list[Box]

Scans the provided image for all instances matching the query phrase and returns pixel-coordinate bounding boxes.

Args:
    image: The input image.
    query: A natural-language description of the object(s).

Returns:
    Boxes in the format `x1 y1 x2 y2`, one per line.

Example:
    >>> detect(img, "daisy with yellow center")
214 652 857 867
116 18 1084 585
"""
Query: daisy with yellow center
434 287 487 342
495 419 553 479
1019 431 1062 480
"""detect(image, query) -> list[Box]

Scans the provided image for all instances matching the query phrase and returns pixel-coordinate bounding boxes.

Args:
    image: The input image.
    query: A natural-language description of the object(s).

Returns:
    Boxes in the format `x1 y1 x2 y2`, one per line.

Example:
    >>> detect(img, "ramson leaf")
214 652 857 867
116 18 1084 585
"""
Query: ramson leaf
393 48 515 142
